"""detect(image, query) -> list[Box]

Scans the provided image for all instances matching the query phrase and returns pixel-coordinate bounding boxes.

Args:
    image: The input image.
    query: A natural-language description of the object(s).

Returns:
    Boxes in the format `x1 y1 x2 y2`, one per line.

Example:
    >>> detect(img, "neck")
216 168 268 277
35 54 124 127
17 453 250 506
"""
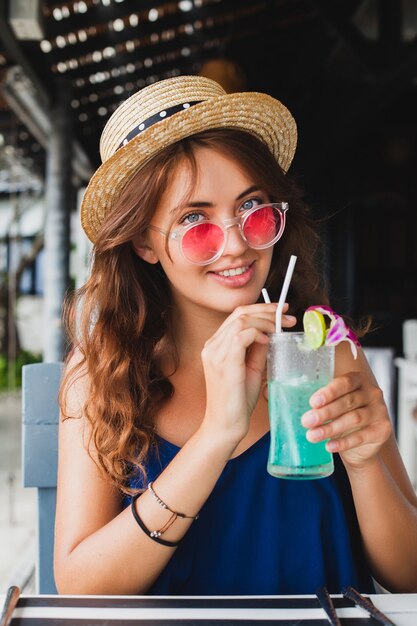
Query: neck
170 303 228 365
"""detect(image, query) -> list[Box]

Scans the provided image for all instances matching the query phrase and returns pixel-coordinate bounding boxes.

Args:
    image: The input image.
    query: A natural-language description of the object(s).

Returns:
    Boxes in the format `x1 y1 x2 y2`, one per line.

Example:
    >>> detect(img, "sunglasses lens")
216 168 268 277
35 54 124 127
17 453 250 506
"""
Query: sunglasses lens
243 205 282 247
182 223 224 263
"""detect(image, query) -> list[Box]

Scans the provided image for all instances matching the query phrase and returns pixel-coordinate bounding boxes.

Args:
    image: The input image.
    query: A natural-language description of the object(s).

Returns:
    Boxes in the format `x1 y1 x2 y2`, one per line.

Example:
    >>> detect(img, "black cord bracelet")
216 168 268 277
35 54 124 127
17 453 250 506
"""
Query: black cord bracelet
131 494 180 548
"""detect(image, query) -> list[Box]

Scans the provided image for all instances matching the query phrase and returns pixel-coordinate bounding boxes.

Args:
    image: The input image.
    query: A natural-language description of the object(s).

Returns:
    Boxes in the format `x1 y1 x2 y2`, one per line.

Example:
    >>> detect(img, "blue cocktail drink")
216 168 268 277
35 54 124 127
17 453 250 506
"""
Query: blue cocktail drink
267 332 334 479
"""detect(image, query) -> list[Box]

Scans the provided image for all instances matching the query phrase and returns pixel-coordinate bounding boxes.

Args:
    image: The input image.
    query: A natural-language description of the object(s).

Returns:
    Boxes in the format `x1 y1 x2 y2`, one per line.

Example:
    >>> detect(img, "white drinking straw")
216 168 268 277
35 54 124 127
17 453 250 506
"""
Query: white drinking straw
261 288 271 304
275 255 297 332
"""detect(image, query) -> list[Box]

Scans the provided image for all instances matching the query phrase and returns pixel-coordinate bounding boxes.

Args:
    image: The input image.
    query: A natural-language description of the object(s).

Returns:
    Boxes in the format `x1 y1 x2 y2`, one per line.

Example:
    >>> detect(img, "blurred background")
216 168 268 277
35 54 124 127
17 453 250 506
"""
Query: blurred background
0 0 416 593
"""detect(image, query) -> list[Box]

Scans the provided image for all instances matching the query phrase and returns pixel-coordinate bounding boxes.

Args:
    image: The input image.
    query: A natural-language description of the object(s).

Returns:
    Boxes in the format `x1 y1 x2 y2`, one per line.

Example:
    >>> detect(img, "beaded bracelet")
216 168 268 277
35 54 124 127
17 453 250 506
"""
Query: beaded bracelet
131 493 179 548
148 481 200 520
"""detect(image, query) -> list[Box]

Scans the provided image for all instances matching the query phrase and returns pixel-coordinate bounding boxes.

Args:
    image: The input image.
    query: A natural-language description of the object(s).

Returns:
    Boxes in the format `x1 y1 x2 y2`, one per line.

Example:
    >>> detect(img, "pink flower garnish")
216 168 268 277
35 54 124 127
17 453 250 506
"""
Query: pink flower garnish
306 305 360 359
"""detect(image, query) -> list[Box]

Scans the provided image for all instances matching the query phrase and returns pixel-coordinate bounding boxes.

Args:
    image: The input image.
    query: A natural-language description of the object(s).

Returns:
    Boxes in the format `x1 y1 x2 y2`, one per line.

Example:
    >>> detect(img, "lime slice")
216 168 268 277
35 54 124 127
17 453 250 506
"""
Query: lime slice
303 310 326 349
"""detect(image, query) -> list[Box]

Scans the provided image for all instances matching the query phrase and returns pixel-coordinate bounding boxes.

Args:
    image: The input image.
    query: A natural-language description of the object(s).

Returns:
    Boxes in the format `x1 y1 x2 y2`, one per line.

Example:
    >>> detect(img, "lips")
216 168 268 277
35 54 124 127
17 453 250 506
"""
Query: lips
210 261 254 276
208 262 255 287
213 265 250 277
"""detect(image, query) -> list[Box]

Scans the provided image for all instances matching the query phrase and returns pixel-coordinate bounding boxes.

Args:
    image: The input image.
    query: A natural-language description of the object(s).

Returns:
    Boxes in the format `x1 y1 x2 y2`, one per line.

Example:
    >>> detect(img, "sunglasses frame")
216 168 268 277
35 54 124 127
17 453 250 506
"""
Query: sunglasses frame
149 202 289 266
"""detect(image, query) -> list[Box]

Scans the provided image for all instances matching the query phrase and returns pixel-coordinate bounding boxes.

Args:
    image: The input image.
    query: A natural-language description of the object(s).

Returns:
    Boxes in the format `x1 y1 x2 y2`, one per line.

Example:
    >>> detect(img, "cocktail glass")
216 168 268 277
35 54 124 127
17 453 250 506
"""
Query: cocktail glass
267 332 335 479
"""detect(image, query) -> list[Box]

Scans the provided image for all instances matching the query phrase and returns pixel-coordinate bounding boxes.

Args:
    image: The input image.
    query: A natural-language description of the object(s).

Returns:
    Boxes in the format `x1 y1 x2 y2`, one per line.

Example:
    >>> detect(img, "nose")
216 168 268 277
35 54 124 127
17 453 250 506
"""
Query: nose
223 223 248 256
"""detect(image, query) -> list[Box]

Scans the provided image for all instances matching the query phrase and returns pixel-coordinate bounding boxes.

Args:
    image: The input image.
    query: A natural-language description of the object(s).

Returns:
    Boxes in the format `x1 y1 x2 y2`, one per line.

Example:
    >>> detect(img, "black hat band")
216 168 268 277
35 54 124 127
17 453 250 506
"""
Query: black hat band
116 100 202 151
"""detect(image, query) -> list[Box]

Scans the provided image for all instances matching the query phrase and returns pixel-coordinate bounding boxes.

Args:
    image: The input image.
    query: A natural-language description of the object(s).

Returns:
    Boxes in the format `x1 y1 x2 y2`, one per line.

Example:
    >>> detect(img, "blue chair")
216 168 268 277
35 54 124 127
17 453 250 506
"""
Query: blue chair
22 362 63 594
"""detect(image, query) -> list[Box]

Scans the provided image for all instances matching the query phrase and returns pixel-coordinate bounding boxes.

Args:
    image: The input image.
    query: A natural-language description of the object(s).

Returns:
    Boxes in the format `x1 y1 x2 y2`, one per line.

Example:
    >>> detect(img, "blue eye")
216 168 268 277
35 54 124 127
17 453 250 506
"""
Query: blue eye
180 211 205 225
241 197 263 211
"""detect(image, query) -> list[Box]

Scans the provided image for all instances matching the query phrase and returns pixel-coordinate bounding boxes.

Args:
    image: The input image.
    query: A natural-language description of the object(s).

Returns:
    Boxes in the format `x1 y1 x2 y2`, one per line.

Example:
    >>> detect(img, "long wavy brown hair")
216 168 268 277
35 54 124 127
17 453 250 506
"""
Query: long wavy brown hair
60 128 329 495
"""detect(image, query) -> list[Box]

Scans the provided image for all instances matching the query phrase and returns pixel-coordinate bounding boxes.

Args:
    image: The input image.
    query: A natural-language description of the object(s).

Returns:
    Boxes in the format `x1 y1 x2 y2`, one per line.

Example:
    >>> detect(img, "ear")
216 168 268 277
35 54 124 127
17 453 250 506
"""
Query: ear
131 234 159 265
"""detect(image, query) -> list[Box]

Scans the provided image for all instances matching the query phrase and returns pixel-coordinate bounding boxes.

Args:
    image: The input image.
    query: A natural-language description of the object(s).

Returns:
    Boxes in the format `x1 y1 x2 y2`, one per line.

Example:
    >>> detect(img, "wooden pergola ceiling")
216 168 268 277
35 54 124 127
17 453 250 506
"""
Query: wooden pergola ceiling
20 0 324 166
0 0 416 188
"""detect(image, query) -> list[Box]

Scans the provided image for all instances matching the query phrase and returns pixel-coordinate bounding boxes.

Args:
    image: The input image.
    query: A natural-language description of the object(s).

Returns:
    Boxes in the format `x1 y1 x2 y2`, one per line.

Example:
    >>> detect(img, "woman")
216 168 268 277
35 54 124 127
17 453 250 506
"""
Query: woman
55 76 417 595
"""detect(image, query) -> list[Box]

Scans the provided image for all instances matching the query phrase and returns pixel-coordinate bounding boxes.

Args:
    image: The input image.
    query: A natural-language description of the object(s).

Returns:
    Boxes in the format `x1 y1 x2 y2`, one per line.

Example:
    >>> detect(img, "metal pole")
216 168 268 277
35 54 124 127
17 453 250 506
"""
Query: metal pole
43 81 72 362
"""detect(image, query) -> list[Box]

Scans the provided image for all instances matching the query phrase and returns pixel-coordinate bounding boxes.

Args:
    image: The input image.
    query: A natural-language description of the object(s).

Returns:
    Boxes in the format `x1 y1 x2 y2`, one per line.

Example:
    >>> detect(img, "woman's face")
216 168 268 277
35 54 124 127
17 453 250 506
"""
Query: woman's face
134 146 275 317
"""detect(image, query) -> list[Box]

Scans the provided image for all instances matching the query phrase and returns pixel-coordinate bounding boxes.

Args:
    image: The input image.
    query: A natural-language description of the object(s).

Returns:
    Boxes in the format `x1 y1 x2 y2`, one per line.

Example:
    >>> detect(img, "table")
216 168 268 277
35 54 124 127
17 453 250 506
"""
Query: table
1 593 417 625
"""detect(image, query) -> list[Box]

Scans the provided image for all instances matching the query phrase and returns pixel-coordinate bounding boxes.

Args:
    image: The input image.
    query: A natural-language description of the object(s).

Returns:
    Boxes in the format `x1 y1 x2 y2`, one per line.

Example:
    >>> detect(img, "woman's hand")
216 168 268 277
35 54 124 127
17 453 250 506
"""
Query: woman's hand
301 363 392 470
201 303 296 447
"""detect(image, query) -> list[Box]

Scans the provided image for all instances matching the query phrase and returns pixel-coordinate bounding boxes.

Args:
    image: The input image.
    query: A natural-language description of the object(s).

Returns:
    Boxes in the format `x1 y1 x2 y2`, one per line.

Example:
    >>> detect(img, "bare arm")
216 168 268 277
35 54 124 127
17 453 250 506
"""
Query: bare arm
54 394 236 594
302 342 417 592
347 437 417 592
54 303 283 594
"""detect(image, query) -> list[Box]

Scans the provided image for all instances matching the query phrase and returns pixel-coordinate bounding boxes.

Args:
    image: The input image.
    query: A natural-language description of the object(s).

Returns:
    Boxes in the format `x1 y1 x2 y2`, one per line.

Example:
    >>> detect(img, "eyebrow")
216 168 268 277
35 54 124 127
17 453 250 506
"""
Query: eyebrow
170 185 261 214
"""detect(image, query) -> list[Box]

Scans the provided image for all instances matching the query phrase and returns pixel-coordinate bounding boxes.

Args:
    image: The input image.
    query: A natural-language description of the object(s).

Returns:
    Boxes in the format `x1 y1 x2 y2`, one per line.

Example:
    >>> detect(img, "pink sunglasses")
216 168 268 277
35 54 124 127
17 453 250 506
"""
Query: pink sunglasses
149 202 289 265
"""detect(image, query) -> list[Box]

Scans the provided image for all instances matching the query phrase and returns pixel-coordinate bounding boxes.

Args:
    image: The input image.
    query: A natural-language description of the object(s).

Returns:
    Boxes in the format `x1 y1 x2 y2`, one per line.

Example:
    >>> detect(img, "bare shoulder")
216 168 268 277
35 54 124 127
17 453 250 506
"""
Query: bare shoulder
58 347 99 471
60 347 90 421
56 348 123 559
58 347 103 465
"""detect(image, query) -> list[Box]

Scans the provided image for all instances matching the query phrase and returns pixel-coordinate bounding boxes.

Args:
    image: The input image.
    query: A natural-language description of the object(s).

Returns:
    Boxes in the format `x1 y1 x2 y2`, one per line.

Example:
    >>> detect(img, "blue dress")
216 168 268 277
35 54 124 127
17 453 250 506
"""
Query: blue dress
126 432 374 595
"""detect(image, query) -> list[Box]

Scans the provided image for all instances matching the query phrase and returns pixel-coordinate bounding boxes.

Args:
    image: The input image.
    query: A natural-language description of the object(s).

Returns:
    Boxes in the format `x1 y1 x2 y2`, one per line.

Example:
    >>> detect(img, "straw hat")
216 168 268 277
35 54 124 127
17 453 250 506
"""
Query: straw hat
80 75 297 243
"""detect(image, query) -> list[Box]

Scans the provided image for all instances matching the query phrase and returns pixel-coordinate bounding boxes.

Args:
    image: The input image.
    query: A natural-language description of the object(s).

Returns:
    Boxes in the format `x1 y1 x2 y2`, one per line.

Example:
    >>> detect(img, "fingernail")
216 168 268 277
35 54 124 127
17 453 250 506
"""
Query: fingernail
327 441 338 452
308 428 324 442
302 411 318 427
310 393 325 408
284 315 296 322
